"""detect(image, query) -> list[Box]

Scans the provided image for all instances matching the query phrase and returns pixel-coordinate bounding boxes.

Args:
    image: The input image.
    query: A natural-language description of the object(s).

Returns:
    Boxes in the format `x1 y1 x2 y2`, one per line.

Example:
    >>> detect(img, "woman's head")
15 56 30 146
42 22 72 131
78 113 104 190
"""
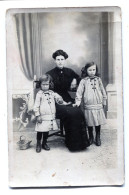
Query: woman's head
39 74 51 91
52 49 68 69
81 62 99 78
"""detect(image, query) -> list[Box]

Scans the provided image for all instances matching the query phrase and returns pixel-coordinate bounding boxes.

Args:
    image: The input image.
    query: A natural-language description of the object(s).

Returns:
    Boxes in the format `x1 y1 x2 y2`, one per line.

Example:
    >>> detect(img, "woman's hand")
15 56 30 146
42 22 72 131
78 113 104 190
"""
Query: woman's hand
36 116 42 123
70 78 77 91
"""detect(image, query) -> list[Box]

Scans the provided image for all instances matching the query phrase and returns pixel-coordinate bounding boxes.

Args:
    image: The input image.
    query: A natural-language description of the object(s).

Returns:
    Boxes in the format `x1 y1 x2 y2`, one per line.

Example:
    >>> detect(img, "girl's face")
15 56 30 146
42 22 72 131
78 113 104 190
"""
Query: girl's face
87 65 96 77
41 82 49 91
55 55 66 69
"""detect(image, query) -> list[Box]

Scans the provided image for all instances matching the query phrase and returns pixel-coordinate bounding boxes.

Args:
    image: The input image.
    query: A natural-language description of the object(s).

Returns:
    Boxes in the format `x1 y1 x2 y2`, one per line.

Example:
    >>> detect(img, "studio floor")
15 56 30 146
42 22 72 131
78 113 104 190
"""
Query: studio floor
8 119 124 188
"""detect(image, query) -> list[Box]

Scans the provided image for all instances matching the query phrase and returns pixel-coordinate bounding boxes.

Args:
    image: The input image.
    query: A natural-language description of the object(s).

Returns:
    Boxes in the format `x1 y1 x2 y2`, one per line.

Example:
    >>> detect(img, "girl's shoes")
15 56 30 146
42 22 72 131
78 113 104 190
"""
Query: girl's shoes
95 132 101 146
95 126 101 146
42 143 50 151
36 140 50 152
36 141 42 153
89 137 94 145
95 137 101 146
42 132 50 150
89 135 101 146
88 128 94 145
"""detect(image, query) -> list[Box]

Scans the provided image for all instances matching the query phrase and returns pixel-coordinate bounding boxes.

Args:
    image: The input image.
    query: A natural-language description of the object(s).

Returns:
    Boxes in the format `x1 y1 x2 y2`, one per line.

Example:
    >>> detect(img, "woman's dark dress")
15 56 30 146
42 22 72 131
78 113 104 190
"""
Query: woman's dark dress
47 67 89 151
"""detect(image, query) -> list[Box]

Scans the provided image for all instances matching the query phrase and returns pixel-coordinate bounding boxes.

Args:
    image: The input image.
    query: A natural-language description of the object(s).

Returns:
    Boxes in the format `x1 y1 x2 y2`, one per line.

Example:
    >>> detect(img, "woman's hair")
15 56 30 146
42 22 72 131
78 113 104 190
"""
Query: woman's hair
52 49 69 59
81 62 99 78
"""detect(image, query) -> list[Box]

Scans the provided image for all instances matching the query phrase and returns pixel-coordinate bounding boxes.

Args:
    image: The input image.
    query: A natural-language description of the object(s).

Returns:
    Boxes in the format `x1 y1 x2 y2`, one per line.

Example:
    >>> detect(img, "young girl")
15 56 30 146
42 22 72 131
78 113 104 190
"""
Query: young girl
73 62 107 146
33 74 67 153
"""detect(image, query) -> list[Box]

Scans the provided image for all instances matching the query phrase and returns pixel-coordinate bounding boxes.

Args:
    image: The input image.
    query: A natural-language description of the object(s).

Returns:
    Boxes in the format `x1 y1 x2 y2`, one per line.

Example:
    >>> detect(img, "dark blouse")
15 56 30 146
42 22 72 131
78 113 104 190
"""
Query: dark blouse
47 67 80 102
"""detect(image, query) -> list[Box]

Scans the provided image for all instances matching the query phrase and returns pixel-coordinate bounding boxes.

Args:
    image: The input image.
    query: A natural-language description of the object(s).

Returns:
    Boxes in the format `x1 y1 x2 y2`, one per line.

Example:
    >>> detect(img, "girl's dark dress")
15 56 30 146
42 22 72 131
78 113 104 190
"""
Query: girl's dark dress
47 67 89 151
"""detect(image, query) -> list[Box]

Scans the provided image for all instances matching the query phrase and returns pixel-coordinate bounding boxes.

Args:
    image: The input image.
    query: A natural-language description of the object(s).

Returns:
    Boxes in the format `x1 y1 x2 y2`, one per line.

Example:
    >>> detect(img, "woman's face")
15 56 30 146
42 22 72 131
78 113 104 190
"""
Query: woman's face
55 55 66 69
87 65 96 77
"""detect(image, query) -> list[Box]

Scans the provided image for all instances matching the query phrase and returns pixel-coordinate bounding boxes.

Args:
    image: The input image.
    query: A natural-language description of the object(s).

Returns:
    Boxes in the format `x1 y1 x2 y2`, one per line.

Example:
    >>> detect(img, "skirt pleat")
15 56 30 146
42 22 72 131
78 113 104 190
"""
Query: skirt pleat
84 108 106 126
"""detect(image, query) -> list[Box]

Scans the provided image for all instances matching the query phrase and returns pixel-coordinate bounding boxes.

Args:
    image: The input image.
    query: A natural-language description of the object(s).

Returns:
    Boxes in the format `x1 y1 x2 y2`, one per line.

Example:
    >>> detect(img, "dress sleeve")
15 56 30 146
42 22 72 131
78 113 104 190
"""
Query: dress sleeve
75 79 85 106
99 78 107 105
70 69 81 84
33 92 41 116
53 92 67 105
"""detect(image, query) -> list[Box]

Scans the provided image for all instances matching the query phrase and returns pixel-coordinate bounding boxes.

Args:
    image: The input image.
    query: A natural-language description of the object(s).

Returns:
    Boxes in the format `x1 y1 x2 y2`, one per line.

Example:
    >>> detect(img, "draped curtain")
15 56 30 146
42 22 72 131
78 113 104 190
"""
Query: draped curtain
15 13 43 80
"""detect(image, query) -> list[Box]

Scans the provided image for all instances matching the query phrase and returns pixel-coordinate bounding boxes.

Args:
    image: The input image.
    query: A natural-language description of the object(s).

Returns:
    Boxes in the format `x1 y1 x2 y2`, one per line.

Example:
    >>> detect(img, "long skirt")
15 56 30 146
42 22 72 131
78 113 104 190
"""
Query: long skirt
56 104 89 151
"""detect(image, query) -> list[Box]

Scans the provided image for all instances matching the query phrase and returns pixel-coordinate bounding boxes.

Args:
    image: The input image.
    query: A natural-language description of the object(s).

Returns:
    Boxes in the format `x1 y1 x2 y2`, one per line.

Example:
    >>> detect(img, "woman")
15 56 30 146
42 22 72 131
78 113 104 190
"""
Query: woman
46 49 90 151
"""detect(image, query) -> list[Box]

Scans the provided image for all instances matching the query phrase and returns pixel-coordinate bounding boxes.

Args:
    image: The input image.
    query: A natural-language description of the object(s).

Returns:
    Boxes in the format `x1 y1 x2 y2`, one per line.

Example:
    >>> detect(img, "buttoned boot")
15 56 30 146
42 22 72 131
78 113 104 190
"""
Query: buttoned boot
88 127 94 145
95 126 101 146
42 132 50 151
36 132 42 153
36 140 42 153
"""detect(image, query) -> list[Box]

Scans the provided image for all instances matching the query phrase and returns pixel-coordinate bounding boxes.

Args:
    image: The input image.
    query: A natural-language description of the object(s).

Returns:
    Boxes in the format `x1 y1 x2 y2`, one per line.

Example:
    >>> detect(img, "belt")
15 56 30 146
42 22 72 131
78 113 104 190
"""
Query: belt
41 114 56 121
84 104 103 110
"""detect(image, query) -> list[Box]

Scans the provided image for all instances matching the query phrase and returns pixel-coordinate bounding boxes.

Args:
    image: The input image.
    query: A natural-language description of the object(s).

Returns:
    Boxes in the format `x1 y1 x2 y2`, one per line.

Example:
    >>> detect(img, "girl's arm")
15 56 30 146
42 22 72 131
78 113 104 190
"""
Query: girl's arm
33 92 42 123
33 92 41 116
99 78 107 105
74 79 85 107
53 92 68 105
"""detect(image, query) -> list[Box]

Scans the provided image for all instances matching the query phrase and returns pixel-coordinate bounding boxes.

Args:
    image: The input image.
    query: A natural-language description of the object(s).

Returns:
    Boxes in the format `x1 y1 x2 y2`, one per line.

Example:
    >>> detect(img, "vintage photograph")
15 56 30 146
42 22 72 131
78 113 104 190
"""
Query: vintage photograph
6 7 124 187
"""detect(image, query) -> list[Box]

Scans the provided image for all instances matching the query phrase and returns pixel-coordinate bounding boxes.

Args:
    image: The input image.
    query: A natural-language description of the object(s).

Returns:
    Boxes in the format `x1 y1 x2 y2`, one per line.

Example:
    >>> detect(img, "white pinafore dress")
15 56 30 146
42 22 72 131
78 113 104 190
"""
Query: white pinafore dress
33 90 62 132
75 76 107 126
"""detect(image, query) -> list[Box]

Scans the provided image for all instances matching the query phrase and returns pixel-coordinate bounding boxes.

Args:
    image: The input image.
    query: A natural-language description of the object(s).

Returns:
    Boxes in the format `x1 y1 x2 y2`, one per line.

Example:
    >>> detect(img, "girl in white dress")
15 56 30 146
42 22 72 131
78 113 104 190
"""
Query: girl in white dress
33 74 67 152
73 62 107 146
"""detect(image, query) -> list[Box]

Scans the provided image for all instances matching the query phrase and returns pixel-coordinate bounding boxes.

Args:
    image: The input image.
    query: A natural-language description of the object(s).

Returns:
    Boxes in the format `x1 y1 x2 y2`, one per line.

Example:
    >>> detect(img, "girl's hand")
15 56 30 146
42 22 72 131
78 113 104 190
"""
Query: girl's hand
37 116 42 123
56 97 64 104
103 105 106 109
66 101 72 105
72 103 78 107
73 102 80 107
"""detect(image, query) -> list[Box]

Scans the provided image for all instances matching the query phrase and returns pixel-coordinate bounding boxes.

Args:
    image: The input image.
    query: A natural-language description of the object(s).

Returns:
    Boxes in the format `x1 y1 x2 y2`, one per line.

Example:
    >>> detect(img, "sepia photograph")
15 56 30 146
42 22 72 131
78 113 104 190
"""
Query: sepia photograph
6 6 124 188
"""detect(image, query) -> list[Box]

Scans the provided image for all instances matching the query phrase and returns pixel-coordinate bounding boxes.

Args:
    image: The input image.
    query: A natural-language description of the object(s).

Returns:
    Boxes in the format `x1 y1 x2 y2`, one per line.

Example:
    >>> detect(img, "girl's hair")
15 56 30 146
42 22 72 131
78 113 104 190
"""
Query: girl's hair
36 74 54 89
52 49 68 59
81 62 99 78
39 74 50 84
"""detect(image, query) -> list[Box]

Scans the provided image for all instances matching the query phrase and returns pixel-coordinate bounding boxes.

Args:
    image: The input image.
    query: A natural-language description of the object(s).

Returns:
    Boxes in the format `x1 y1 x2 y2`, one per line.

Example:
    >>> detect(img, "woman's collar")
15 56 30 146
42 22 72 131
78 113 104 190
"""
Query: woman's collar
55 67 64 72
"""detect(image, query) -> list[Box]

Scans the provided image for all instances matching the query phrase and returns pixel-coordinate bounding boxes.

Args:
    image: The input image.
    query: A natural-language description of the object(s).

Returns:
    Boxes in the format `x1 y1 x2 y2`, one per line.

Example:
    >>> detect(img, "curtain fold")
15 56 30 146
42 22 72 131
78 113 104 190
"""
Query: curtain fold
15 13 43 80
